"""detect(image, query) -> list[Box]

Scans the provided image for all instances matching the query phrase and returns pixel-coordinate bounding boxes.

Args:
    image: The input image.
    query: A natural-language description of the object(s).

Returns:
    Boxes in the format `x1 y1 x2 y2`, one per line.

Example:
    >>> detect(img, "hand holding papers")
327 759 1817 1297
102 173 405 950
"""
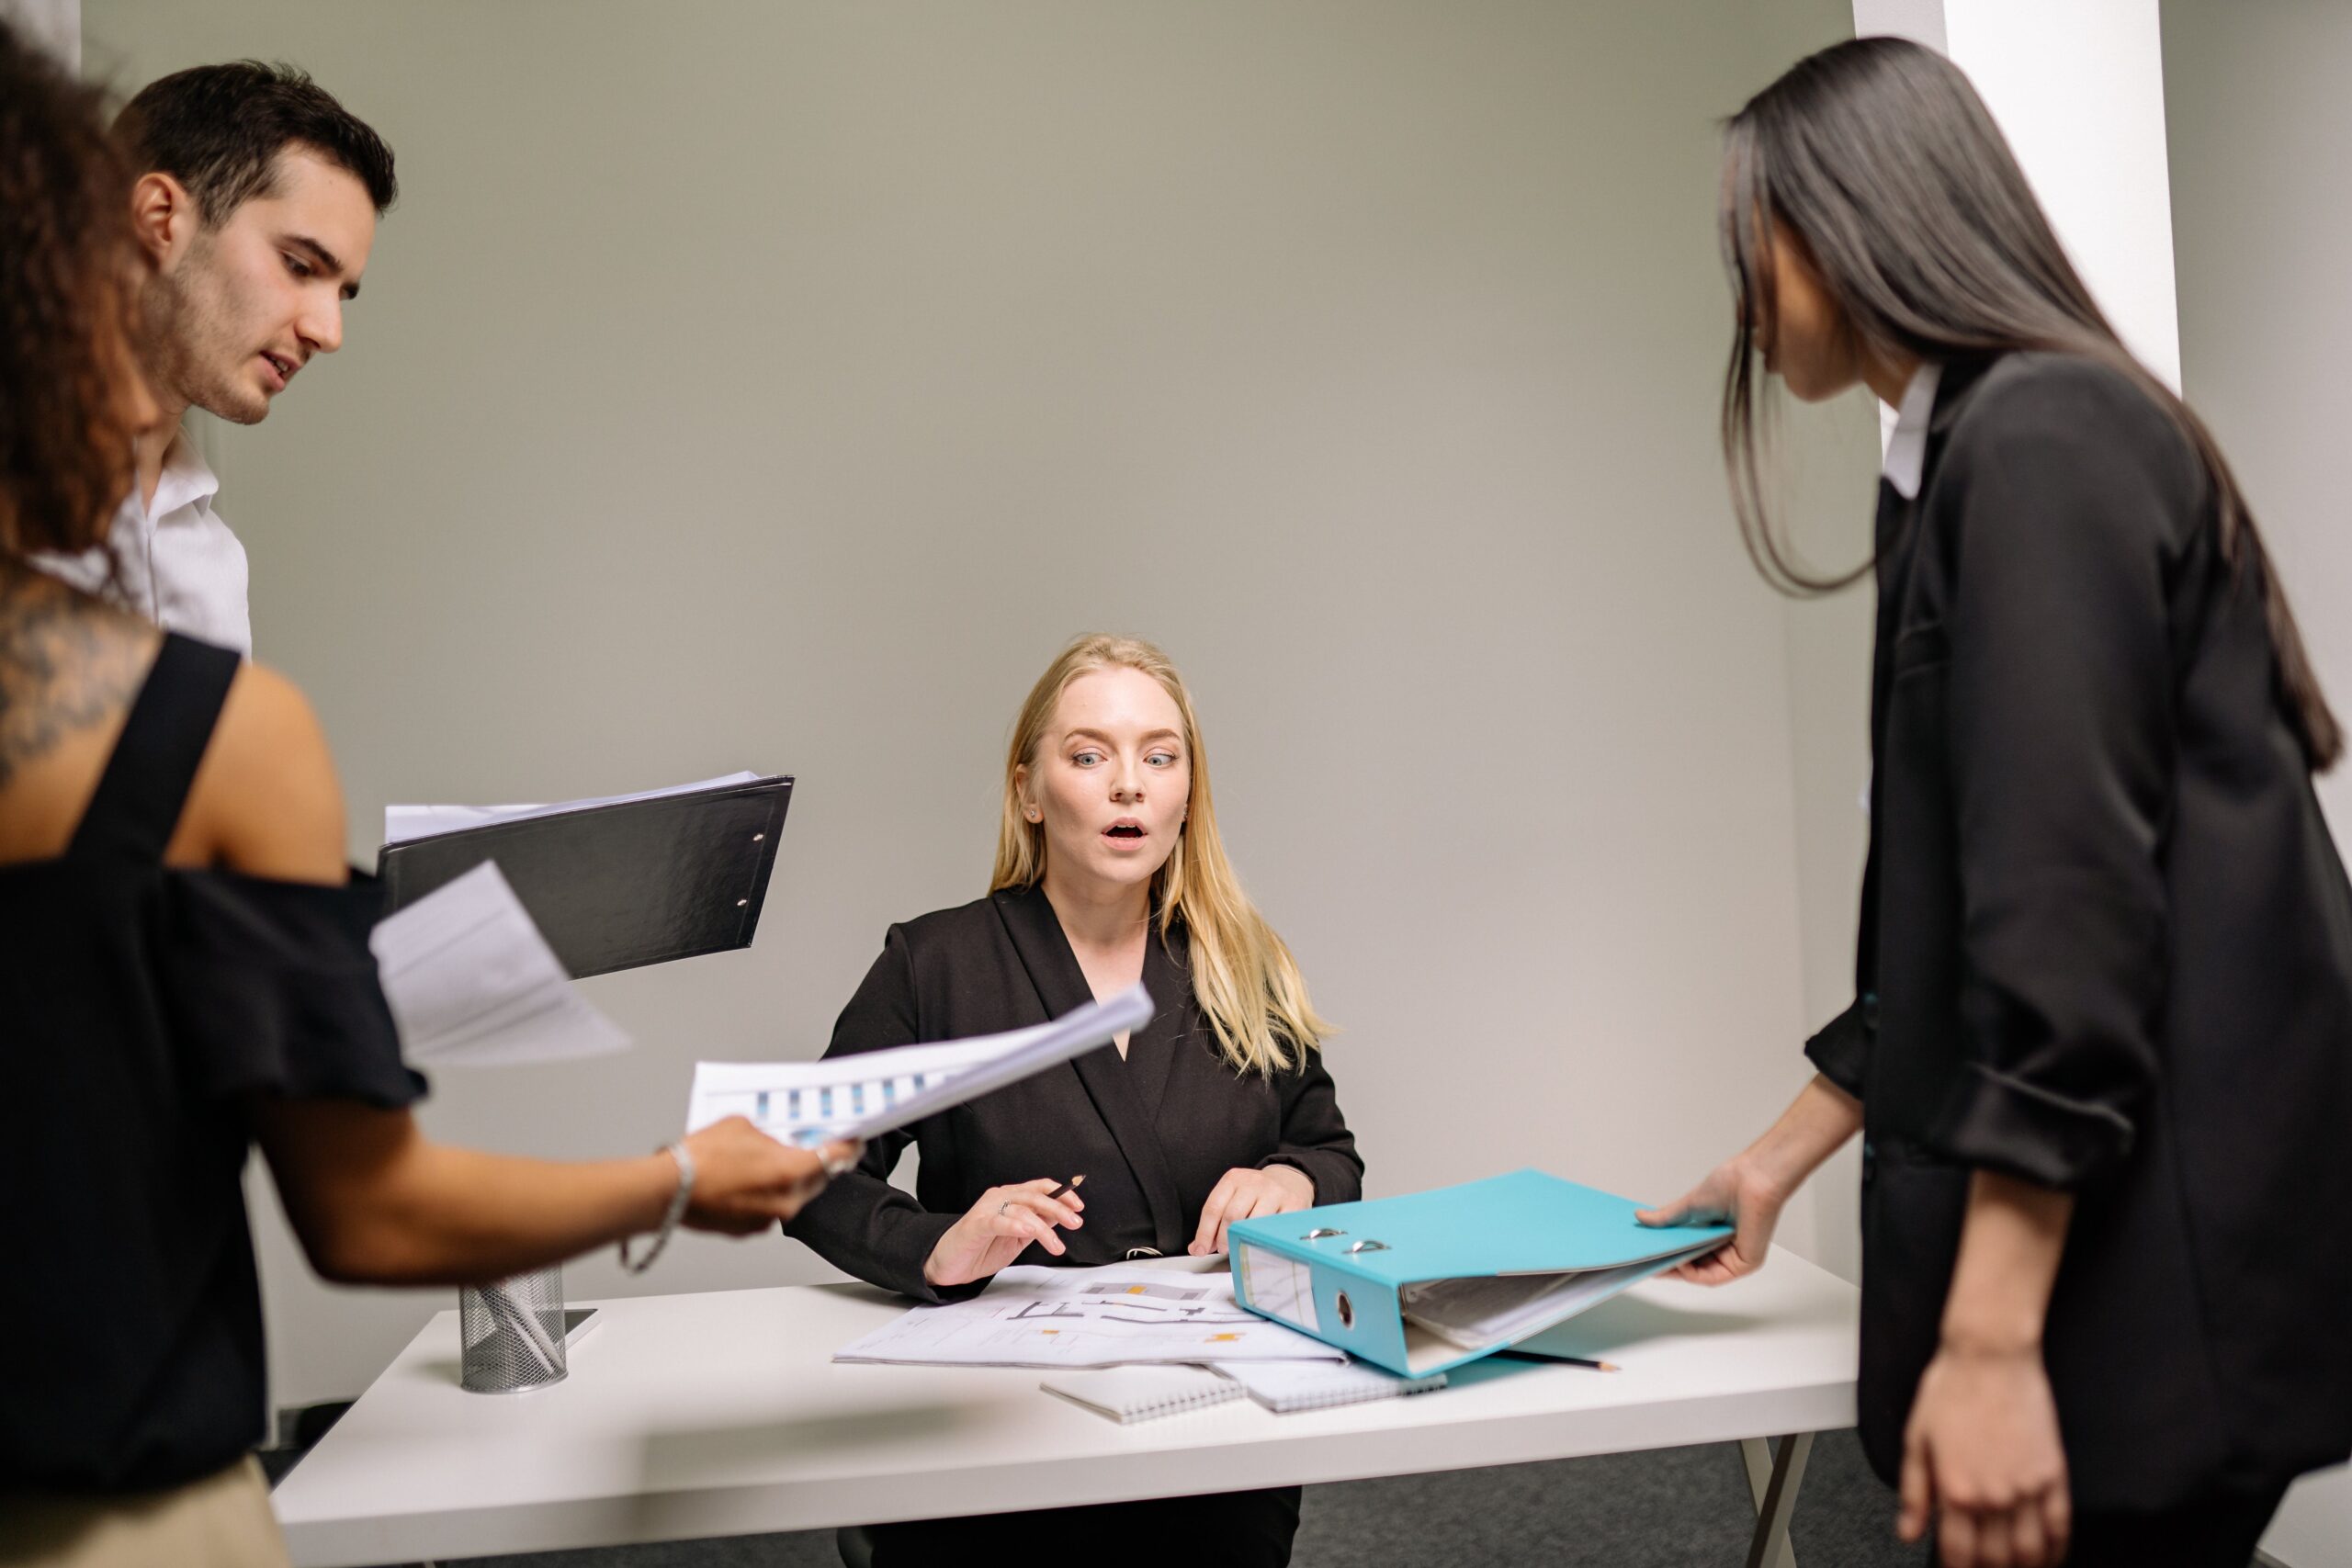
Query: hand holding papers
835 1265 1347 1369
686 984 1152 1147
369 863 628 1066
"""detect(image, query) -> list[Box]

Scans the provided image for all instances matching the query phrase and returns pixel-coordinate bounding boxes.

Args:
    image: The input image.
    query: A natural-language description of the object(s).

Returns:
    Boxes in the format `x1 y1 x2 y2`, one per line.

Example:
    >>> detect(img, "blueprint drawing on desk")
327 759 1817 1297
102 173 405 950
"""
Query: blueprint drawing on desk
834 1265 1350 1369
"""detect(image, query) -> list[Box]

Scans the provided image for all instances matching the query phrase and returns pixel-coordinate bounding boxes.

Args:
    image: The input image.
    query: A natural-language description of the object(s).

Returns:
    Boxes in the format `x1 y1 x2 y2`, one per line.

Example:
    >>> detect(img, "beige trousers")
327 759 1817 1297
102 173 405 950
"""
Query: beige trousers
0 1456 289 1568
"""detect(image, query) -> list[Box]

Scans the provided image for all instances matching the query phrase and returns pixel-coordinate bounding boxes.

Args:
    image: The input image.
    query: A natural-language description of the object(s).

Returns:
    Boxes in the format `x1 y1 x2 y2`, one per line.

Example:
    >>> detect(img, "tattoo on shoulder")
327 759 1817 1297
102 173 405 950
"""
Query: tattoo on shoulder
0 567 153 790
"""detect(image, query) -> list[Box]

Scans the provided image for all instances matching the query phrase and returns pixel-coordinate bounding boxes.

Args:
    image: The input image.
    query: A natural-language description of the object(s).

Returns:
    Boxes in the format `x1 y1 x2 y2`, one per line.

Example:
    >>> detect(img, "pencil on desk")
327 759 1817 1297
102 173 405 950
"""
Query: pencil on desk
1496 1348 1620 1372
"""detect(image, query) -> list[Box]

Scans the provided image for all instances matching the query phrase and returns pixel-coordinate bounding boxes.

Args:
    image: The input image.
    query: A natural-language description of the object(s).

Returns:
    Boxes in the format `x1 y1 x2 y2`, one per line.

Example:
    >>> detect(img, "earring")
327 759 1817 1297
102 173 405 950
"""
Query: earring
1026 807 1041 823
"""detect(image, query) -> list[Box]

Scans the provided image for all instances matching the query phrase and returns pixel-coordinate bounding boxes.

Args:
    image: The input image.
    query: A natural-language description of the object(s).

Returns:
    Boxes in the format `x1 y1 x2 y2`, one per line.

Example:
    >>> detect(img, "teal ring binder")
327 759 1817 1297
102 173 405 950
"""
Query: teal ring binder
1229 1168 1736 1377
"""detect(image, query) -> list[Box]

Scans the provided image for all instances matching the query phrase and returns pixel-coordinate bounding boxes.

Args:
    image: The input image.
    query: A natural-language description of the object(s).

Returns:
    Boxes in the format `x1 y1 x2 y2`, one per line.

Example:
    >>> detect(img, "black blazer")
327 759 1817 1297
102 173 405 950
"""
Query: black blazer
786 884 1363 1301
1806 353 2352 1509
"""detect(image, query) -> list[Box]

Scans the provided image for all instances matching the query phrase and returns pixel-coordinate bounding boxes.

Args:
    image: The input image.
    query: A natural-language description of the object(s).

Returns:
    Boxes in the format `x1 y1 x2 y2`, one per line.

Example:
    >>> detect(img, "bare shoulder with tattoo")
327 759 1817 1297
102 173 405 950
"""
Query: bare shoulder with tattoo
0 563 154 782
0 561 347 882
0 562 159 861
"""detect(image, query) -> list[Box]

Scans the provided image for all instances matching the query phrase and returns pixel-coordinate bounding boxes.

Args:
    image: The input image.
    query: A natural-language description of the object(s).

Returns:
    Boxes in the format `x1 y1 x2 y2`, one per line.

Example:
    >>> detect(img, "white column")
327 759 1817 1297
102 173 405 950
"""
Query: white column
1853 0 2179 390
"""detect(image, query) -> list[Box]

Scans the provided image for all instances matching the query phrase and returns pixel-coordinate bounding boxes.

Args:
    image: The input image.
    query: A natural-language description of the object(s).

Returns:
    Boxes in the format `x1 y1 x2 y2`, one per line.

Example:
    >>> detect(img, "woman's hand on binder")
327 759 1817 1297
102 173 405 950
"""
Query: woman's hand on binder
924 1179 1088 1288
1634 1156 1786 1285
1637 1072 1862 1284
680 1119 858 1235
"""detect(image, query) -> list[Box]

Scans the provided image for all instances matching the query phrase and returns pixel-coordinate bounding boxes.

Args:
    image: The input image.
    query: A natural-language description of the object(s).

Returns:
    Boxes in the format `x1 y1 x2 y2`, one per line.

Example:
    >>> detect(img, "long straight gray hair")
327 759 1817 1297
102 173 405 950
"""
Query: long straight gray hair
1721 36 2341 771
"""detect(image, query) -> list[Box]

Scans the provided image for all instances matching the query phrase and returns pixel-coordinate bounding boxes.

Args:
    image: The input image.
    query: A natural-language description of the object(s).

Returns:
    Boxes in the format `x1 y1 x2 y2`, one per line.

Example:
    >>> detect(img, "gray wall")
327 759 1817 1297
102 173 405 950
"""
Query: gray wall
83 0 1860 1409
2164 4 2352 1562
1766 397 1882 1287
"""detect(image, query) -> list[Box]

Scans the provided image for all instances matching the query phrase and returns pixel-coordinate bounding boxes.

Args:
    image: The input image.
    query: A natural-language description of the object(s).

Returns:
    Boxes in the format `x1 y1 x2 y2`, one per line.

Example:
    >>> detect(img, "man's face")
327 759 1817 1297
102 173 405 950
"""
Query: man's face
144 146 377 424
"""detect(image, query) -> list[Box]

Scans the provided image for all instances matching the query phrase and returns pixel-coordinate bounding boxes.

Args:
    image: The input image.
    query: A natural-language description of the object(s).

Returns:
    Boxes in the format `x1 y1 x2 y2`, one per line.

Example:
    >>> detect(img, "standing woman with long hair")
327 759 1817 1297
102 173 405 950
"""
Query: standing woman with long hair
1640 38 2352 1568
787 632 1360 1566
0 27 846 1566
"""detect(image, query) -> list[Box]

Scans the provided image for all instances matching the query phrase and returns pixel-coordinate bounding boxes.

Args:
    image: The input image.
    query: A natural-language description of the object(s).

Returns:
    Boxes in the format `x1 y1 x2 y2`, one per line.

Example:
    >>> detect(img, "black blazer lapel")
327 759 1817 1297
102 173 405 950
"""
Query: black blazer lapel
1130 929 1194 1124
989 886 1191 1253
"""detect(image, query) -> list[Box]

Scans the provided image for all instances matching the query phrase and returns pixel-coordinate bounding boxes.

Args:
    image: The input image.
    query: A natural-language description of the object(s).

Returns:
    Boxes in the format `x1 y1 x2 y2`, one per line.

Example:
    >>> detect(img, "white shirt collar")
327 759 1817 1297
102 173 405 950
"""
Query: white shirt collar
144 429 221 523
1879 360 1942 502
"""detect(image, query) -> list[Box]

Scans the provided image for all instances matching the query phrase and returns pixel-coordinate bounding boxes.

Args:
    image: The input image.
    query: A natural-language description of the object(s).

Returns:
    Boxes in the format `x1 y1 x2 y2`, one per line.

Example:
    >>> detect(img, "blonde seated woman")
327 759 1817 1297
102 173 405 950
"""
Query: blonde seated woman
787 634 1360 1566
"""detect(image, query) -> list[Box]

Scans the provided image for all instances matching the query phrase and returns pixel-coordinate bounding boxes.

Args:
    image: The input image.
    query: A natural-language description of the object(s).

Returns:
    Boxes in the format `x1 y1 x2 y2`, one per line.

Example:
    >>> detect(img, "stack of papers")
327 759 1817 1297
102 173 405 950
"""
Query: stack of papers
834 1265 1347 1369
845 1262 1459 1426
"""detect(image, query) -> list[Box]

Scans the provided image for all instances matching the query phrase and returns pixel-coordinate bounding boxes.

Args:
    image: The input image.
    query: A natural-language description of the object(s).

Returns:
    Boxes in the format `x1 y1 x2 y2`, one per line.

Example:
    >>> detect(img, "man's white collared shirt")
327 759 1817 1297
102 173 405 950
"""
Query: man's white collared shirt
38 430 251 656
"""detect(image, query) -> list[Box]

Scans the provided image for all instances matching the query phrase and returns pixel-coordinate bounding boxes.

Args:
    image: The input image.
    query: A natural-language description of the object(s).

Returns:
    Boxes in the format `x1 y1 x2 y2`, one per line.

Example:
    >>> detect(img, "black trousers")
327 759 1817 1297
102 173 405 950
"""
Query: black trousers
2066 1481 2288 1568
854 1486 1301 1568
1929 1480 2288 1568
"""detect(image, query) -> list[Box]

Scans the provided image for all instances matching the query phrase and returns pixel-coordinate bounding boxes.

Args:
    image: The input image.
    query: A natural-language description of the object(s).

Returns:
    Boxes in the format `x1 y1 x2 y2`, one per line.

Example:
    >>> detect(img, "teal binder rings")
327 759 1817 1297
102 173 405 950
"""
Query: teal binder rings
1228 1169 1733 1377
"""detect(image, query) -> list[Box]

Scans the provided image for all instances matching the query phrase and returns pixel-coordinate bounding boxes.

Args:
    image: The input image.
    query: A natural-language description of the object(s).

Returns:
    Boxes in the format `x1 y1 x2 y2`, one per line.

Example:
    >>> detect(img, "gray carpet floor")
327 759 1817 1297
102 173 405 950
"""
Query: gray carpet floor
386 1427 1939 1567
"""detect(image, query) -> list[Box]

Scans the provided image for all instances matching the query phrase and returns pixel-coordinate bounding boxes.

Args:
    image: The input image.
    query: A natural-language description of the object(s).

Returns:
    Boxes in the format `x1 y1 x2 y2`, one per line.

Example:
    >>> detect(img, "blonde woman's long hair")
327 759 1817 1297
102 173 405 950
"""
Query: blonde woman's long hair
991 634 1332 1076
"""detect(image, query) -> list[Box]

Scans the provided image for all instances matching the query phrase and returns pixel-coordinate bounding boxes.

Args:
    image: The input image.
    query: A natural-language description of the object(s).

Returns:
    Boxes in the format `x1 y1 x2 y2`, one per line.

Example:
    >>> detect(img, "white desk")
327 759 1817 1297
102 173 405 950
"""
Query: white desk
273 1247 1859 1568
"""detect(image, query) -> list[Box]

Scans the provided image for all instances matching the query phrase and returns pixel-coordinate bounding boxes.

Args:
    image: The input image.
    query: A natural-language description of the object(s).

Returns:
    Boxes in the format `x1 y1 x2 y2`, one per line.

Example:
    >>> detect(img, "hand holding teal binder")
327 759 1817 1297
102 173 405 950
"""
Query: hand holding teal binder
1227 1169 1733 1377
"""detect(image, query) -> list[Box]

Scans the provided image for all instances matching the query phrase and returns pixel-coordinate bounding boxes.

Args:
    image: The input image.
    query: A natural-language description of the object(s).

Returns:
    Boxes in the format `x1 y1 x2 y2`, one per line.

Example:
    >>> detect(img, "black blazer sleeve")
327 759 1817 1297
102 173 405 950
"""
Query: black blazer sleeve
1261 1043 1363 1204
781 927 969 1303
1804 997 1872 1102
1925 366 2183 1189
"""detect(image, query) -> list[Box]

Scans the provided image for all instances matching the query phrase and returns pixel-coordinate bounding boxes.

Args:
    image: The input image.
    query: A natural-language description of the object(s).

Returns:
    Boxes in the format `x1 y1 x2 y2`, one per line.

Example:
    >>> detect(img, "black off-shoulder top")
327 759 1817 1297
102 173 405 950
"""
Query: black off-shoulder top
0 634 424 1494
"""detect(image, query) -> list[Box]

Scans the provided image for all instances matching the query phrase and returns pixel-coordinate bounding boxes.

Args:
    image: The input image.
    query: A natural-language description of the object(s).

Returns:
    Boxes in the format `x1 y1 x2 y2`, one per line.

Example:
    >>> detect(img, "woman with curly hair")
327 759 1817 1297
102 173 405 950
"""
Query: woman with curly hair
0 23 850 1566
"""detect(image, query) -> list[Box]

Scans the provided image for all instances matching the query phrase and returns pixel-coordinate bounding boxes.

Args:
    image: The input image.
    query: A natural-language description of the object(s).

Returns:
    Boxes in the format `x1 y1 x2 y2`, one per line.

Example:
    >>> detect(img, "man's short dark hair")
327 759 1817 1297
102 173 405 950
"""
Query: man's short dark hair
116 60 395 225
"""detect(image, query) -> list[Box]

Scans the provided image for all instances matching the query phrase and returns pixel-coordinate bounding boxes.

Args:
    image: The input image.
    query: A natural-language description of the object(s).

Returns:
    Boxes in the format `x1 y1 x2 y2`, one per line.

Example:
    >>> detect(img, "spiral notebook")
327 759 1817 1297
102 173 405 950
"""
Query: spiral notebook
1216 1359 1448 1413
1040 1366 1244 1424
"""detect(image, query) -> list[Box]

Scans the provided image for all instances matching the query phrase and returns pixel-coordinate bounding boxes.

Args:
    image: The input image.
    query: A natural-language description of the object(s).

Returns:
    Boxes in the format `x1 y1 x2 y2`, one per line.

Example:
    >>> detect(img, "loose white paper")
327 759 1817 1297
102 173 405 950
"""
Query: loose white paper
368 862 630 1066
384 770 765 846
686 983 1151 1146
834 1265 1349 1369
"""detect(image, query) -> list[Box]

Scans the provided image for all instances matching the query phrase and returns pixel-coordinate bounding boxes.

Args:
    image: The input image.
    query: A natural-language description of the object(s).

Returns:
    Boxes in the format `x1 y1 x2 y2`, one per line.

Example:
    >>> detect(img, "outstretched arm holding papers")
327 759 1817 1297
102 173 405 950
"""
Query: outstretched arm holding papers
687 983 1153 1301
686 983 1153 1147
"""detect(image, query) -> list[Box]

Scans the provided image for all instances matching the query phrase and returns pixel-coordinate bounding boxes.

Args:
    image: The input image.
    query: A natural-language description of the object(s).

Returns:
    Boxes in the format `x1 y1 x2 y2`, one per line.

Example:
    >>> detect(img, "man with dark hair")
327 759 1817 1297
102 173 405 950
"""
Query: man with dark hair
39 61 395 655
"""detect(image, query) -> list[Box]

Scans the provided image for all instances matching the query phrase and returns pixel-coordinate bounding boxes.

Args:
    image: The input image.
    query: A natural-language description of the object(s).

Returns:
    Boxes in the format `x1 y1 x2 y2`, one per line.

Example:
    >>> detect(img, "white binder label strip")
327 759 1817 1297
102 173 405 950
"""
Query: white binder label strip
1238 1243 1320 1336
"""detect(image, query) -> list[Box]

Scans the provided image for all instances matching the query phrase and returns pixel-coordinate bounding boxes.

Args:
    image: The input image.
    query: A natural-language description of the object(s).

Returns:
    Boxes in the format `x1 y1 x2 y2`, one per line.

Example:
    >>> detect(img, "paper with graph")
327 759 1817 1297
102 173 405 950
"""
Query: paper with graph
834 1265 1350 1368
685 984 1152 1147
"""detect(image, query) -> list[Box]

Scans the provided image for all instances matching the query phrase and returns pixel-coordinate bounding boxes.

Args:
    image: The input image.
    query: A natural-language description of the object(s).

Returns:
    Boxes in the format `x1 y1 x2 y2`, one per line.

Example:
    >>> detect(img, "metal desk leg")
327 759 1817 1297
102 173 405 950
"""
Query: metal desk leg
1739 1433 1813 1568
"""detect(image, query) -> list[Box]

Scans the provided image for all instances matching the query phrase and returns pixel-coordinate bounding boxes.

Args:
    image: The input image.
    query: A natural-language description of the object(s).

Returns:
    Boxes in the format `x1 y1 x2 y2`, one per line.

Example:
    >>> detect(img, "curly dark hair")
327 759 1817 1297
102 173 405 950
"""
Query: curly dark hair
0 21 141 560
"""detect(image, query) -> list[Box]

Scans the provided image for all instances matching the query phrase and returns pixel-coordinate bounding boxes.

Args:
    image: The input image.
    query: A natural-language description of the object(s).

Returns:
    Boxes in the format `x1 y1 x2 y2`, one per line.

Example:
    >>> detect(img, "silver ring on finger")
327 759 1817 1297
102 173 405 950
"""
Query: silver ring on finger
998 1201 1011 1216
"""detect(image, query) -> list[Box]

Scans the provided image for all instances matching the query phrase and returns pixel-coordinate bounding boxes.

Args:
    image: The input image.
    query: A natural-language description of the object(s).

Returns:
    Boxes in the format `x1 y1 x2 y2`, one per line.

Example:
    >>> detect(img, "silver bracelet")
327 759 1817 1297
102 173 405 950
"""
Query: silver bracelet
618 1142 695 1275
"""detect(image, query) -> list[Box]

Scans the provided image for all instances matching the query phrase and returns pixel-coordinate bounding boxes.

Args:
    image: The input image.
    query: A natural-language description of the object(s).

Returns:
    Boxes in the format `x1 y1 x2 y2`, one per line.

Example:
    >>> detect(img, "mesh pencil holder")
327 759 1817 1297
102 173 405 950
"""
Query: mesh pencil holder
459 1266 568 1393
